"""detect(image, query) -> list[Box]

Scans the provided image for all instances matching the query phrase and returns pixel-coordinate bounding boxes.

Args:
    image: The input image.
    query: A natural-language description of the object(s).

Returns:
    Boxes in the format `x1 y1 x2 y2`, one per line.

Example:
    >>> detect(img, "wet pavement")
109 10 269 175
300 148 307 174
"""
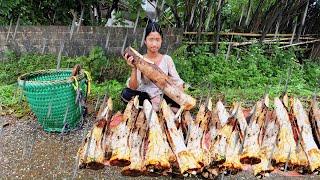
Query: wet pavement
0 115 167 180
0 115 319 179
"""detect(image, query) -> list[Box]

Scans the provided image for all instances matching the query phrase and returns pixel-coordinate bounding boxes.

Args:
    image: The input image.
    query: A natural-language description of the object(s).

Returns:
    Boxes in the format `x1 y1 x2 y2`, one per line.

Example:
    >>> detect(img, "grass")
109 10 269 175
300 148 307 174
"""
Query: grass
0 84 30 117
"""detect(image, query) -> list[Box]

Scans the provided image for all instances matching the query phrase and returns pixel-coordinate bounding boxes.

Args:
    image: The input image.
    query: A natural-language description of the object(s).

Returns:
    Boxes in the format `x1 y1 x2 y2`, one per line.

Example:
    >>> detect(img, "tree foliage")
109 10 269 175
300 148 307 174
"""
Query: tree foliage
0 0 319 36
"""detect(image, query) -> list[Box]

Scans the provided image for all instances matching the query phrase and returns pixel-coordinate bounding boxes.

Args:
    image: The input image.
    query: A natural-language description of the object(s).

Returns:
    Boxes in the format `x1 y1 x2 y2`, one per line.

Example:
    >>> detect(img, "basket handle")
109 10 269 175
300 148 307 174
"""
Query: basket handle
71 76 79 91
71 72 92 95
70 64 91 96
84 71 92 95
70 64 83 92
71 64 82 76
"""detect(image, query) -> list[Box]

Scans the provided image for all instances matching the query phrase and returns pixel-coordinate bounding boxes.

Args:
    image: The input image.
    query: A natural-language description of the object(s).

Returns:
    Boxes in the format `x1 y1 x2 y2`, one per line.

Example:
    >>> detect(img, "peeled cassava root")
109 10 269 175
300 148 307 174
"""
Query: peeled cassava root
77 95 320 177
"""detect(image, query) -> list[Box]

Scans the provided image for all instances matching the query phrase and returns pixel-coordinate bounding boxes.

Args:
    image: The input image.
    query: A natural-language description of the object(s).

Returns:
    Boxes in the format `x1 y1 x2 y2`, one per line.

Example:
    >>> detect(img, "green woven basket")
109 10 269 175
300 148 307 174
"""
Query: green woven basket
18 69 88 132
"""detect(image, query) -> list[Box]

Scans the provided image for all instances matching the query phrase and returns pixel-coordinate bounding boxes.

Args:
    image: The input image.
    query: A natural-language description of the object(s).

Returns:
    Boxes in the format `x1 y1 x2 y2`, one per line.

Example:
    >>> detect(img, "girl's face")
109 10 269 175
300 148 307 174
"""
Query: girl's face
145 32 162 53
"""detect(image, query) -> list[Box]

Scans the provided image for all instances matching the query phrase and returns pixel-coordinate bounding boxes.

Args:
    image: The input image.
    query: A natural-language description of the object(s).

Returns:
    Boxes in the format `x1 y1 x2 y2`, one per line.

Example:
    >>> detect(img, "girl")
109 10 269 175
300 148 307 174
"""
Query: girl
121 21 184 111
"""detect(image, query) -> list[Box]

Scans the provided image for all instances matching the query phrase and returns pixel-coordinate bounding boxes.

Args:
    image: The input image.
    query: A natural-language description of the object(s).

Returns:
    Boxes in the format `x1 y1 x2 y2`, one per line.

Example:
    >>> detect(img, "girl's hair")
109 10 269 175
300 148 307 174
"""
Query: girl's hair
144 20 163 39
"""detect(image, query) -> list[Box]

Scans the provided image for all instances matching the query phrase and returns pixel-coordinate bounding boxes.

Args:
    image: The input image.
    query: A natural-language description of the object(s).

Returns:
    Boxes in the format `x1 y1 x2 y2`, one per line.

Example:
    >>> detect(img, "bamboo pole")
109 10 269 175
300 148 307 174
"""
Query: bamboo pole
290 19 297 45
185 41 290 45
295 1 309 42
233 37 316 47
205 1 214 31
245 0 252 26
183 32 317 37
140 23 147 48
133 9 140 34
121 29 128 54
76 8 85 33
215 0 224 55
5 19 13 42
56 40 65 70
279 39 320 49
70 10 77 40
225 36 233 60
232 40 289 47
274 19 280 39
197 3 205 44
12 15 20 41
41 38 47 54
239 5 245 26
184 37 317 46
189 0 198 26
105 30 110 51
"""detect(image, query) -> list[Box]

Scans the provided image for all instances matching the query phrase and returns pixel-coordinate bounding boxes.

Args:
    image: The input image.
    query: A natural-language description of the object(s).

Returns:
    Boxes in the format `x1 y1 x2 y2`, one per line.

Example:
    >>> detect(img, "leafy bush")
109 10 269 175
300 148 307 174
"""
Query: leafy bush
173 44 319 104
0 46 129 85
0 53 60 84
303 60 320 88
90 80 126 112
67 46 130 83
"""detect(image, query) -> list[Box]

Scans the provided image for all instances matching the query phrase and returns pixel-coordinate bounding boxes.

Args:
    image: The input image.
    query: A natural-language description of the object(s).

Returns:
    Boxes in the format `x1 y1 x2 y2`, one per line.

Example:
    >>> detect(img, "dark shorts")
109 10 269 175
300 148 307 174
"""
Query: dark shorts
120 88 180 108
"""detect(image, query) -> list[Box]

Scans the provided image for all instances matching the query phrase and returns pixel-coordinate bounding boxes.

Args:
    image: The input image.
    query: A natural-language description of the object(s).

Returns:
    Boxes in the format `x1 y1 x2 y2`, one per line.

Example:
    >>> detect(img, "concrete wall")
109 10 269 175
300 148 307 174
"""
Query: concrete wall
0 26 183 58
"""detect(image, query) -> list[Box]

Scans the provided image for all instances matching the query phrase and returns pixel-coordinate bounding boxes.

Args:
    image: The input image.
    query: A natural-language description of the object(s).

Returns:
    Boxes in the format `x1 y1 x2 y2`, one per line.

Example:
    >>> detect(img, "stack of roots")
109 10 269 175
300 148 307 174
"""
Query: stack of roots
77 94 320 178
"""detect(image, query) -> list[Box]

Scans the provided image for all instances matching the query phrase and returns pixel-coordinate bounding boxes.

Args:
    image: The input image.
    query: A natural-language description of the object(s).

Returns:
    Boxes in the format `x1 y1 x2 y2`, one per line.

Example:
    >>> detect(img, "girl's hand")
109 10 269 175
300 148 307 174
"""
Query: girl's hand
179 84 184 91
123 53 135 69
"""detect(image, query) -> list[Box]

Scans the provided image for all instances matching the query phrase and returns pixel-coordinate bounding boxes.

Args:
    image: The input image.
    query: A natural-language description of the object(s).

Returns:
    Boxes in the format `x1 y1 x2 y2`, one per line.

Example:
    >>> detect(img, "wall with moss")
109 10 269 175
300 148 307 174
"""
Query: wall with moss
0 26 182 58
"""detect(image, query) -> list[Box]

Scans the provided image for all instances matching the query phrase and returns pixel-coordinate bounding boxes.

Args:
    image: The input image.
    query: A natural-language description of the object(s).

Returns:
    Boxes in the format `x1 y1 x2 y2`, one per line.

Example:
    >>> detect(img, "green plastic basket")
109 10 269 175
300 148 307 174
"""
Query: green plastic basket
18 69 88 132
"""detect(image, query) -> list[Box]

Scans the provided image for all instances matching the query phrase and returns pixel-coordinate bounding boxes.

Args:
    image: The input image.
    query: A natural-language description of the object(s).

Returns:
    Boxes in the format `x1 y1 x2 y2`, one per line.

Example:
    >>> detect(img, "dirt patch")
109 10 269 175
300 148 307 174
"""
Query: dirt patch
0 115 165 179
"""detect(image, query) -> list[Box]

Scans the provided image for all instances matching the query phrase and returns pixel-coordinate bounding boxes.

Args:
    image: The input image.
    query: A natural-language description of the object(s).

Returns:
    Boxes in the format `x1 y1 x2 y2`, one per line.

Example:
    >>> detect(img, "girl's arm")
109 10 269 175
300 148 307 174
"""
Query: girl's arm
124 53 139 90
128 68 139 89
